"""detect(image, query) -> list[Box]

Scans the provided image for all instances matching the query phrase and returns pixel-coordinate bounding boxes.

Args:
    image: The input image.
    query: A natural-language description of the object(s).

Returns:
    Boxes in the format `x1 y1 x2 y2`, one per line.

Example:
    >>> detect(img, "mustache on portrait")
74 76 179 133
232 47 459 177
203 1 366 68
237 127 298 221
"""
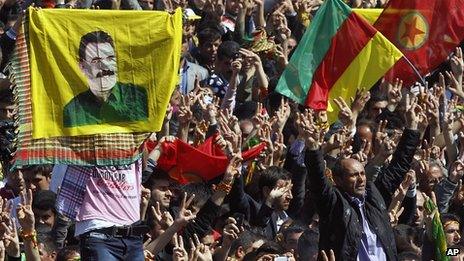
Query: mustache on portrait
96 70 115 78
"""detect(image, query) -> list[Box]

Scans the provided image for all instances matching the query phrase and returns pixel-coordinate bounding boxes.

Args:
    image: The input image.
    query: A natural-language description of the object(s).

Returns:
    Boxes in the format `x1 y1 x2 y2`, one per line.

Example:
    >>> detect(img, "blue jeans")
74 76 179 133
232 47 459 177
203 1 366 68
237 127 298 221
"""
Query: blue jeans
80 232 144 261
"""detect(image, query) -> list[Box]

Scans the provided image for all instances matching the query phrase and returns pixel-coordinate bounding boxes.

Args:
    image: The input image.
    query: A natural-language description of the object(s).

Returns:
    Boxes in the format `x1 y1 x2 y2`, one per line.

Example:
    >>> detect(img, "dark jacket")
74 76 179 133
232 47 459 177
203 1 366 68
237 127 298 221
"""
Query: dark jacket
228 150 307 239
306 128 420 261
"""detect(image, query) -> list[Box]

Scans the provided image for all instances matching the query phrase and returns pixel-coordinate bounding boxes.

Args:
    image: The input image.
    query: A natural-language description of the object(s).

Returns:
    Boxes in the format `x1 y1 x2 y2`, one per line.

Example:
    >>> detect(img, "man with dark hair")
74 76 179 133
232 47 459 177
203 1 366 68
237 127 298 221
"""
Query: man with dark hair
207 40 243 99
32 190 57 232
242 241 286 261
228 230 265 260
0 89 14 121
63 30 148 127
302 99 421 260
0 169 24 200
192 27 222 70
180 182 213 214
297 228 319 261
21 164 53 193
442 213 461 246
280 223 305 252
144 169 175 212
229 165 303 239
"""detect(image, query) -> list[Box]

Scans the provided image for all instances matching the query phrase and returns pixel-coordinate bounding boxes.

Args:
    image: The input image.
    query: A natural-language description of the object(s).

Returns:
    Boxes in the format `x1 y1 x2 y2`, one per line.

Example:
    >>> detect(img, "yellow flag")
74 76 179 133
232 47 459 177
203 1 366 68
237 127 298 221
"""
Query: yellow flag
352 8 383 24
28 8 182 138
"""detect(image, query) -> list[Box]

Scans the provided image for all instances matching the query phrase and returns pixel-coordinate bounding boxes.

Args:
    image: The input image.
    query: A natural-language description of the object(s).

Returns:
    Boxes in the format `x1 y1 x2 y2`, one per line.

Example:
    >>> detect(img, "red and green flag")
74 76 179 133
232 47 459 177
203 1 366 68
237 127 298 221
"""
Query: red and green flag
275 0 403 122
374 0 464 86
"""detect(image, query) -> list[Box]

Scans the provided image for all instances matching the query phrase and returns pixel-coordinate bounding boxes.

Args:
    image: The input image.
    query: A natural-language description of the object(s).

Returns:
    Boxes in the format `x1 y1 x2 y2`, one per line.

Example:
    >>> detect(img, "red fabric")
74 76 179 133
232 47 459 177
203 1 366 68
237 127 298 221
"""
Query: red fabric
212 230 222 241
374 0 464 86
146 134 265 184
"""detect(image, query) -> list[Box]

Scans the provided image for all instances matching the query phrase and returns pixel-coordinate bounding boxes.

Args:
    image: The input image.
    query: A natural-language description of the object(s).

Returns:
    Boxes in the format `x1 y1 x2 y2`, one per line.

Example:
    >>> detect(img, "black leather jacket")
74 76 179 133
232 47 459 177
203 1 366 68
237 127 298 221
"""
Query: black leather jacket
305 128 421 261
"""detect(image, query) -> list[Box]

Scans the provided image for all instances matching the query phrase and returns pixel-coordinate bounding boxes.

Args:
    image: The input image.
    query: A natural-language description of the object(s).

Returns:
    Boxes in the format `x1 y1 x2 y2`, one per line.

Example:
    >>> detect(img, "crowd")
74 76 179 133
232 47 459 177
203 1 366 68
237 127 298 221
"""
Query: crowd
0 0 463 260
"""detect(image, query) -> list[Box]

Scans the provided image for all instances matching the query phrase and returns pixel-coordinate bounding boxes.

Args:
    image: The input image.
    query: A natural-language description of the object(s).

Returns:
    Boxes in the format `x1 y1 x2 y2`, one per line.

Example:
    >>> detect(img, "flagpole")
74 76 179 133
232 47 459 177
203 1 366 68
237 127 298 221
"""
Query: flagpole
401 54 427 86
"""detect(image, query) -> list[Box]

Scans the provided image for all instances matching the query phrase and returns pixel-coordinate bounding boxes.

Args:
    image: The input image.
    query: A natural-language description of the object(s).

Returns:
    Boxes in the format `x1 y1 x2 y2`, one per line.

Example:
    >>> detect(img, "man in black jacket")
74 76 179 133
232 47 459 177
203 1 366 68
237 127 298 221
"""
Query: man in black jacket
229 163 306 239
301 98 422 261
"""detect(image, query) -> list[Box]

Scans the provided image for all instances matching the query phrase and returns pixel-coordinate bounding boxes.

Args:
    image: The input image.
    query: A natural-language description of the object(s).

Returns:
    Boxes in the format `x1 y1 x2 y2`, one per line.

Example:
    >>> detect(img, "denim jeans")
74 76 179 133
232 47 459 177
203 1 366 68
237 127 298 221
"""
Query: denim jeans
80 231 144 261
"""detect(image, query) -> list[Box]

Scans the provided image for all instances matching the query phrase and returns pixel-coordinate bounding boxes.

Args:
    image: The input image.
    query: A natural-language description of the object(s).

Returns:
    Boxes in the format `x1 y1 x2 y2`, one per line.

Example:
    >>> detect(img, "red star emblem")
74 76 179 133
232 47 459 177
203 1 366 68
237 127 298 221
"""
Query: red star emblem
401 17 425 45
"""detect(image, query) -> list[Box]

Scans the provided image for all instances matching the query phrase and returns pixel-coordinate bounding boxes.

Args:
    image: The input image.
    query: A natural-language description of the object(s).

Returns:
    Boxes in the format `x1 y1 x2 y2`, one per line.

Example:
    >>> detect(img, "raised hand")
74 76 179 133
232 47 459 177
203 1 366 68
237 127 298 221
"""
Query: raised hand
0 198 11 225
173 234 188 261
351 140 369 165
274 45 289 68
333 97 355 128
405 94 421 130
239 48 263 68
265 181 292 208
218 110 241 153
178 95 193 125
425 94 440 126
433 73 446 99
162 0 174 12
231 59 242 75
204 96 220 125
164 103 173 123
258 123 273 152
222 217 241 247
223 154 243 184
272 132 287 166
417 82 429 105
194 120 209 146
449 160 464 183
387 78 403 108
320 249 336 261
388 170 415 225
272 97 291 133
0 219 19 258
16 189 34 234
445 71 464 99
252 103 267 129
296 109 323 150
152 202 174 230
141 185 151 219
152 135 176 155
322 132 344 155
175 192 196 226
351 88 371 116
190 234 213 261
451 47 464 84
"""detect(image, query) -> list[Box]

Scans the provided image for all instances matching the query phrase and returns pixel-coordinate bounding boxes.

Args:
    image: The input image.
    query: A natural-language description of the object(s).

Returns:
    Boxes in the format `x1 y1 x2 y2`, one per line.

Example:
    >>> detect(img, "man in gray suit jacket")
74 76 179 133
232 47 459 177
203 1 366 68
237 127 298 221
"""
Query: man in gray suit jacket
179 58 209 95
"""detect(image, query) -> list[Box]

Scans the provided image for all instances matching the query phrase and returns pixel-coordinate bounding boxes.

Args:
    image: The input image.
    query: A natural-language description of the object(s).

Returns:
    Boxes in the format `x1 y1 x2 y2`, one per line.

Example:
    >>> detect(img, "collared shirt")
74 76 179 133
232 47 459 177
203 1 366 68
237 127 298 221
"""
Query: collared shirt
179 61 190 95
63 82 148 127
272 211 289 232
351 197 387 261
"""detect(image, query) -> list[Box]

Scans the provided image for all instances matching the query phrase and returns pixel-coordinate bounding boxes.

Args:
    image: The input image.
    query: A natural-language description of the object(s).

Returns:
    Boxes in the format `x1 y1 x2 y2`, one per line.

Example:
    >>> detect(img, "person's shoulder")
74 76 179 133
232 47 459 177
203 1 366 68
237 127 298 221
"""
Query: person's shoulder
117 82 146 93
63 90 95 127
64 90 93 111
117 82 148 102
186 61 208 73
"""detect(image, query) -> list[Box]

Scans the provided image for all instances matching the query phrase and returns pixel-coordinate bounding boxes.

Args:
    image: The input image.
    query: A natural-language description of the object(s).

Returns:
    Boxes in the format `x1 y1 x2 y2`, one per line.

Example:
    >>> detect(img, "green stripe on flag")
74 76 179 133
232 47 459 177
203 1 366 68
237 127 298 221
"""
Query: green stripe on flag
425 198 450 261
276 0 352 104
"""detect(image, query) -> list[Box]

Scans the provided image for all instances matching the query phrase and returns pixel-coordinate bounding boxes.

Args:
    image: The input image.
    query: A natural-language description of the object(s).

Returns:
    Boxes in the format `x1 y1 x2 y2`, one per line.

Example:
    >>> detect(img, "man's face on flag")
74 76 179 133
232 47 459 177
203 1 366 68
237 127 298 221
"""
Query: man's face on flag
80 42 117 99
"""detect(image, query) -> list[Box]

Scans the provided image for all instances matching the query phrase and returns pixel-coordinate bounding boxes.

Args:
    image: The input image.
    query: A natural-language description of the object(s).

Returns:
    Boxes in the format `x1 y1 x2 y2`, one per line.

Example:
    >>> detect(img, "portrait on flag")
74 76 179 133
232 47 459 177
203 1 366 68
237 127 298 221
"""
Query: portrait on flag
27 8 182 138
63 30 148 127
